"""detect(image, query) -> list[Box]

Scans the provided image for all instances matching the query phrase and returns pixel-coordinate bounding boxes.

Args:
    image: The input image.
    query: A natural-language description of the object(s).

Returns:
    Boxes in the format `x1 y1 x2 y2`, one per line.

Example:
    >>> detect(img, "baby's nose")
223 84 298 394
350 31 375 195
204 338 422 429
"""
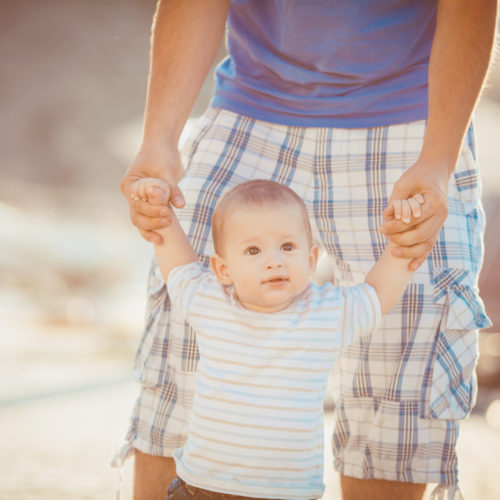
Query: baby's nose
265 254 284 269
266 262 282 269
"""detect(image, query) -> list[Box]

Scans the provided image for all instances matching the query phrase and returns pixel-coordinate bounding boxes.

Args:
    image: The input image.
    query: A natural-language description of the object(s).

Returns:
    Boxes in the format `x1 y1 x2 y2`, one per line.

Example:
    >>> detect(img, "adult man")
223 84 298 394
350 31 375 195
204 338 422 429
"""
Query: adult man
118 1 497 499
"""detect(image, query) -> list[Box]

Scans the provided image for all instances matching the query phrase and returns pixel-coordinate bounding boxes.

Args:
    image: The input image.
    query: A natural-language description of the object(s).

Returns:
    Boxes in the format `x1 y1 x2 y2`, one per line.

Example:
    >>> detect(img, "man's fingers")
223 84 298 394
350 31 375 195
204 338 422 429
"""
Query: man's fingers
384 219 437 248
131 210 171 232
169 184 185 208
139 229 163 245
390 241 433 260
133 199 170 218
391 241 434 271
409 255 427 271
381 217 441 247
380 203 435 234
381 214 428 235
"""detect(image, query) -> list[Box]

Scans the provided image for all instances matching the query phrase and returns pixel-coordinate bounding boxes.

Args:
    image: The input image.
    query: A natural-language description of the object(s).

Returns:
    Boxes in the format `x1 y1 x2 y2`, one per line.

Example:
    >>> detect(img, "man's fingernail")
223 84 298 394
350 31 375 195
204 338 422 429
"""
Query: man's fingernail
173 196 184 205
160 218 169 225
160 208 169 216
393 248 403 257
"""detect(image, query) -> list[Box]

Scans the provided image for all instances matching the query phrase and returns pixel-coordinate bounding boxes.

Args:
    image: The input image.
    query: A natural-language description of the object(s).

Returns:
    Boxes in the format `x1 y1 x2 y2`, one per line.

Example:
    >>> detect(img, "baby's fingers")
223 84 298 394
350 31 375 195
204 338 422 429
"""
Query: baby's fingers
388 195 424 224
130 178 153 202
131 178 171 203
145 185 169 206
389 199 412 223
400 200 412 224
390 200 403 221
413 193 425 204
408 196 422 219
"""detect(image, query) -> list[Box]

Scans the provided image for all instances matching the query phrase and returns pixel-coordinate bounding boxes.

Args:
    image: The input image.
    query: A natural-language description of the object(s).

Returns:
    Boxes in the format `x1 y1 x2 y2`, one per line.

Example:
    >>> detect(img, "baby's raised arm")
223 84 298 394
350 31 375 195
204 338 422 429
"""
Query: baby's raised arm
365 195 424 316
131 178 197 282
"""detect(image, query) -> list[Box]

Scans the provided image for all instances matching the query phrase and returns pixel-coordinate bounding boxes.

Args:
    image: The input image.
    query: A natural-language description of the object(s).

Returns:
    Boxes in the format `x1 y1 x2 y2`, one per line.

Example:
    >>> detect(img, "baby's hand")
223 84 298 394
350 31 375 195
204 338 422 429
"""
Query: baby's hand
385 194 424 224
129 178 173 231
130 178 171 206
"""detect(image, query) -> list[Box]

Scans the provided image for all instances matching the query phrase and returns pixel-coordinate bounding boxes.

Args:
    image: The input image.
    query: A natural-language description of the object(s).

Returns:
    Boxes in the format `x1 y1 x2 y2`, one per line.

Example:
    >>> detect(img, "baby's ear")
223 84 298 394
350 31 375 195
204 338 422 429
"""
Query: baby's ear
210 254 233 285
309 244 319 273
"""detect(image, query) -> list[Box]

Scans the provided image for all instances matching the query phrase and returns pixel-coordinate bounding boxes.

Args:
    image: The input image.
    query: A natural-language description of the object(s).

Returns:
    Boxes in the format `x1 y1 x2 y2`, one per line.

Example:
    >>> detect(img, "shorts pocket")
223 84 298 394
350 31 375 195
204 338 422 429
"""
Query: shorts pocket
421 267 490 420
422 328 477 420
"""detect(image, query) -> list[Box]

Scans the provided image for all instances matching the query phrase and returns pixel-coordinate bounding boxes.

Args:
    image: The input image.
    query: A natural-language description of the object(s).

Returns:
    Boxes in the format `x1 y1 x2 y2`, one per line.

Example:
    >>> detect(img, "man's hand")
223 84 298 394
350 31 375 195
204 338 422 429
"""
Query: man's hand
120 144 185 244
379 160 450 271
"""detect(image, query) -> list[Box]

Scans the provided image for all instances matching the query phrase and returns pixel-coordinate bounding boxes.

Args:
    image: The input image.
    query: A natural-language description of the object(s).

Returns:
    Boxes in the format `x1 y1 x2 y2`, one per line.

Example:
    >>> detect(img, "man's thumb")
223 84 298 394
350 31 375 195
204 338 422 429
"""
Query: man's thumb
169 183 185 208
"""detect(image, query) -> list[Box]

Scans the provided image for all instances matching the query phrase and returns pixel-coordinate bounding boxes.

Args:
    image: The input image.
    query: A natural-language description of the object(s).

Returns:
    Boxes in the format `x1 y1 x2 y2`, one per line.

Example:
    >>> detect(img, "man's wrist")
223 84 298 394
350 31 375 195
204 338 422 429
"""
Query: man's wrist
420 119 468 177
415 148 456 179
140 133 180 154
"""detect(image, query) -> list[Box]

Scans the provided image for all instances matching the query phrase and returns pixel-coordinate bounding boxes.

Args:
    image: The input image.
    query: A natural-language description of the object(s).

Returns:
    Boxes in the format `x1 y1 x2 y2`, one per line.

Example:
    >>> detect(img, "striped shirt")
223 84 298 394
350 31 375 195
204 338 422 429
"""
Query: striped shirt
168 262 381 499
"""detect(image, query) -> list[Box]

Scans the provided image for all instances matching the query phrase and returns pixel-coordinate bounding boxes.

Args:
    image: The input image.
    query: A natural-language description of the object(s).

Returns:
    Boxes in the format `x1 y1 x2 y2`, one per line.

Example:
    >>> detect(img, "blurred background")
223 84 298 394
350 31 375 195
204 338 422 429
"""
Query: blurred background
1 1 499 498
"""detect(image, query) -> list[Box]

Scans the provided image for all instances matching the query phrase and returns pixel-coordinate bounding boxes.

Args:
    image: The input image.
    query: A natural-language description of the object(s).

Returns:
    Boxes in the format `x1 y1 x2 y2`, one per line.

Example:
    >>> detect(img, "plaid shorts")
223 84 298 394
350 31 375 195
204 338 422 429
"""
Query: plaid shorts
117 107 490 485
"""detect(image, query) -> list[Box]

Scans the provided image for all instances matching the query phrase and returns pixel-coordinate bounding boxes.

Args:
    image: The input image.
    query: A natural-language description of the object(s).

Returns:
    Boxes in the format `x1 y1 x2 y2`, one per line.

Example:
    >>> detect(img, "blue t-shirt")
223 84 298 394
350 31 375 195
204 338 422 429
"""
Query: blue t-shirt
211 0 436 128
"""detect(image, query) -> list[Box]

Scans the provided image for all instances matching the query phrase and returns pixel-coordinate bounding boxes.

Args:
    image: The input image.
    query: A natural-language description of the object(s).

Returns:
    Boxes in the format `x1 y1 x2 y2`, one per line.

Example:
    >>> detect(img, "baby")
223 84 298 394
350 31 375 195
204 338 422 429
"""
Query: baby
131 178 423 500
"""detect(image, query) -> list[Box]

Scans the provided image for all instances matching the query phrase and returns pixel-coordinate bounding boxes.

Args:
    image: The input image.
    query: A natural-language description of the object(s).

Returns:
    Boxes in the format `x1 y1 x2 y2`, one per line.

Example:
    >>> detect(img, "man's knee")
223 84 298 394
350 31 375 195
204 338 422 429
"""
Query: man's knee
134 449 177 500
340 474 426 500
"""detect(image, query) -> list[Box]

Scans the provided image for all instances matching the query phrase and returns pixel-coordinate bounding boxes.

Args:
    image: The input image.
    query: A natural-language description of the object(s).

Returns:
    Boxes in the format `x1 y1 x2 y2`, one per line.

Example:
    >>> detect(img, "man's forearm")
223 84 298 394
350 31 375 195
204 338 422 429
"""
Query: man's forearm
142 0 230 148
421 0 497 173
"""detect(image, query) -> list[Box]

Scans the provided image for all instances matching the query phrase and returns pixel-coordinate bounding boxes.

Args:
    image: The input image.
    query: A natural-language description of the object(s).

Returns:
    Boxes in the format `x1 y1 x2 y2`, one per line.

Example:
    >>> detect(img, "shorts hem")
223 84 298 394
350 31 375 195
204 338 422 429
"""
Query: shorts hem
333 459 456 486
111 435 178 469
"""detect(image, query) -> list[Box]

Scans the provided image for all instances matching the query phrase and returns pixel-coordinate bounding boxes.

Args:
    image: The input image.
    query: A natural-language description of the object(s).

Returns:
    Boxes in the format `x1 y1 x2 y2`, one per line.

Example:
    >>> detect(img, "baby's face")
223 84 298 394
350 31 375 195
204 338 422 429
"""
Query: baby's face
211 204 317 313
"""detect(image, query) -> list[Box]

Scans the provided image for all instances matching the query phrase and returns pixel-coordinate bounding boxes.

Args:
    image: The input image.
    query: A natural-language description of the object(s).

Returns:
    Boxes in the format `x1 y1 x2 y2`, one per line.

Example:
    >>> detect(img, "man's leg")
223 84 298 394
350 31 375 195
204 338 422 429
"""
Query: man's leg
340 475 426 500
324 121 488 495
134 451 176 500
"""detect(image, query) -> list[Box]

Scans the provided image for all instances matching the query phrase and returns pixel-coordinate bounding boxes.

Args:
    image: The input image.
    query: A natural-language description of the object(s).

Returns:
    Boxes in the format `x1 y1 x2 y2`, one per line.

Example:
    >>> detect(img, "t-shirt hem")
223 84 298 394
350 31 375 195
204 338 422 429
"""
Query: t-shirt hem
176 466 323 500
210 96 427 129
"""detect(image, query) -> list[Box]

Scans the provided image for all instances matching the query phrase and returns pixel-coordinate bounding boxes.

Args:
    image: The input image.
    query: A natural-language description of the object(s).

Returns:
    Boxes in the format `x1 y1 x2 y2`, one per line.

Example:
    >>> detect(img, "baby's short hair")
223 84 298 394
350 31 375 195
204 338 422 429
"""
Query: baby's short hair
211 179 312 255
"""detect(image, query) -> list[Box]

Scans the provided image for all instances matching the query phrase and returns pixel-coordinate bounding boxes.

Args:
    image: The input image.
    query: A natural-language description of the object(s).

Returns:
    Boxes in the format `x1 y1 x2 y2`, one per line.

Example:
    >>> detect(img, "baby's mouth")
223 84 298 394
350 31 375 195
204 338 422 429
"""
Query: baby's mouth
262 276 289 285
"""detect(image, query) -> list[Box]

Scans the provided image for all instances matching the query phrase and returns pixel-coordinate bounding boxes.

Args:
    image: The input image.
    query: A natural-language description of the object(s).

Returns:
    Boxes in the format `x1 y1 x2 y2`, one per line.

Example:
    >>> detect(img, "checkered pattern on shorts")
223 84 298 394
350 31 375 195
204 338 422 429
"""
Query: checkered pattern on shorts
119 107 490 485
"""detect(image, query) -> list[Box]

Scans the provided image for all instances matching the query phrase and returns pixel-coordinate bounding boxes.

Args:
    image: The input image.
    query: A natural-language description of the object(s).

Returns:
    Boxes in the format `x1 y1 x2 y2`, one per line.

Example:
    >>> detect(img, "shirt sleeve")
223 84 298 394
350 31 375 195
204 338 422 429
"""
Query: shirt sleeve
340 283 382 347
167 262 212 322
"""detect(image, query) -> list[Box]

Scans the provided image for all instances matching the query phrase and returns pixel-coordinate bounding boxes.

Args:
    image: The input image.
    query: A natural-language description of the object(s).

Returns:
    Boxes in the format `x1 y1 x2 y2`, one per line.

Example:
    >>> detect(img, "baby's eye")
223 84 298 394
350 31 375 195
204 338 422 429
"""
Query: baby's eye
281 242 295 252
245 246 260 256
